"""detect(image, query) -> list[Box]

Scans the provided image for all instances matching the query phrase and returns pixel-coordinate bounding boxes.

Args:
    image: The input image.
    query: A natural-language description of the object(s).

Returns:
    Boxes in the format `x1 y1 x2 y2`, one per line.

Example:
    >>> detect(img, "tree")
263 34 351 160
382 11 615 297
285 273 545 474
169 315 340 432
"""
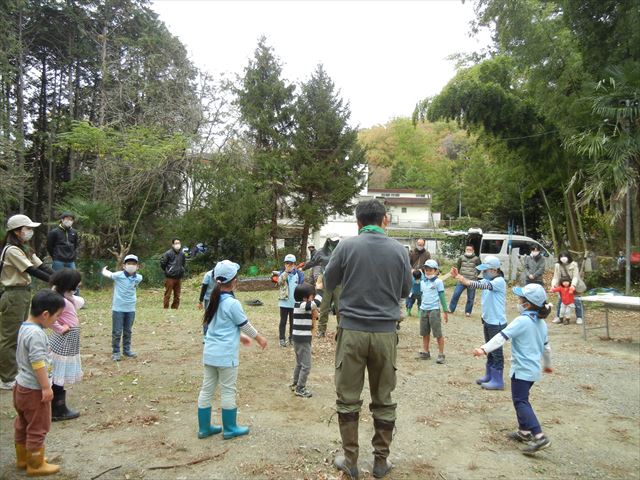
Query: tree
235 37 295 259
290 64 363 257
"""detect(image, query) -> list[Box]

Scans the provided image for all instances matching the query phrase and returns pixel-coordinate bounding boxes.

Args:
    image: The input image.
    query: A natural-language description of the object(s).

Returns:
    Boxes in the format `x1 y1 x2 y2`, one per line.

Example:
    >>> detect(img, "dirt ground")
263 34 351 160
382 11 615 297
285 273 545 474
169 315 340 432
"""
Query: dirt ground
1 278 639 480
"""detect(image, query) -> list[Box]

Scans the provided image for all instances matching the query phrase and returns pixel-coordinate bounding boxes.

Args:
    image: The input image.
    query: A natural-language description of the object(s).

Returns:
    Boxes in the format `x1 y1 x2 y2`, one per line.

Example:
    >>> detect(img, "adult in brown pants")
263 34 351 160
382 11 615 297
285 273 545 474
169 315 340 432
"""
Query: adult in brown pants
160 238 186 309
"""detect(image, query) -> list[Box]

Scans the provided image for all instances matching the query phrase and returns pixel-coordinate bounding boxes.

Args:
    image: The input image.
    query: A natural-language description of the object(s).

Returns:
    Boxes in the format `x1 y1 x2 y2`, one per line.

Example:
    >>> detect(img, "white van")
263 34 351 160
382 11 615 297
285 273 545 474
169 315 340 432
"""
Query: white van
446 228 554 278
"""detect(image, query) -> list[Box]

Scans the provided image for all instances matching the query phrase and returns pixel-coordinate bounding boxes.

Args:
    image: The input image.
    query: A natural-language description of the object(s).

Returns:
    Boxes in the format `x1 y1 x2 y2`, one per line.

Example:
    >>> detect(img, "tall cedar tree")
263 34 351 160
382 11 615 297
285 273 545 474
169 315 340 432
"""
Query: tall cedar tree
291 64 363 257
235 37 295 259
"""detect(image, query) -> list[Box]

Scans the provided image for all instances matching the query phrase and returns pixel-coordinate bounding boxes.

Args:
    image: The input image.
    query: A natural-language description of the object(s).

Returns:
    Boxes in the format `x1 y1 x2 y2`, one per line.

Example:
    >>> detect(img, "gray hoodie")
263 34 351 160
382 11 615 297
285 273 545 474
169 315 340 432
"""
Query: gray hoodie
324 231 412 332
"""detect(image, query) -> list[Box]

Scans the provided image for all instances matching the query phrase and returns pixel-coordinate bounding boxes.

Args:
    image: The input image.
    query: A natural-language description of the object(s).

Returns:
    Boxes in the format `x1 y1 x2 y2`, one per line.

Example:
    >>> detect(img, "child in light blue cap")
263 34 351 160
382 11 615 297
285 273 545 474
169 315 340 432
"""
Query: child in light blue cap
196 260 267 440
473 283 552 456
452 255 507 389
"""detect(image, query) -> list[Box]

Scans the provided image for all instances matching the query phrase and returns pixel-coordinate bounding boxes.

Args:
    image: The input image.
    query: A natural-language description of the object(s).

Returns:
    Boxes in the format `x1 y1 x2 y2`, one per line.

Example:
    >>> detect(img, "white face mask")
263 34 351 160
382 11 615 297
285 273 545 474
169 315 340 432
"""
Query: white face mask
21 228 34 241
424 273 436 280
416 245 425 251
173 243 182 251
560 257 568 264
62 219 73 228
517 303 526 314
124 265 137 274
465 251 474 257
531 251 539 257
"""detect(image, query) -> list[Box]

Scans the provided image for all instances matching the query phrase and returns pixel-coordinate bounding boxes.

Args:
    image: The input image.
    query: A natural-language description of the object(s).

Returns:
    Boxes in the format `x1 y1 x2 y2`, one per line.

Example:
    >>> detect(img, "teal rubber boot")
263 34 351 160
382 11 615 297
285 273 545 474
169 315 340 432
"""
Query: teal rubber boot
475 363 491 385
197 407 222 439
222 408 250 439
481 367 504 390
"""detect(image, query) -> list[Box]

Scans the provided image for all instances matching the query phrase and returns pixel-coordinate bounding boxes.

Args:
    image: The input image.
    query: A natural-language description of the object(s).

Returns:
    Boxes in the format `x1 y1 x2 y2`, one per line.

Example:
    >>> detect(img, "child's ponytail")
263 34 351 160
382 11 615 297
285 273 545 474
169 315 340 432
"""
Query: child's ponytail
203 281 223 329
528 302 552 319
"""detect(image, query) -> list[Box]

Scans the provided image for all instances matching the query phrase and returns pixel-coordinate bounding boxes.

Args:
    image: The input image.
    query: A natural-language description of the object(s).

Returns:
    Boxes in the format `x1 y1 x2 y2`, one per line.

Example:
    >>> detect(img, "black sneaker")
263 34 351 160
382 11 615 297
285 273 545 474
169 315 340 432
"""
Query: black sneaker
507 430 534 443
417 351 431 360
279 339 286 347
295 386 312 398
522 435 550 455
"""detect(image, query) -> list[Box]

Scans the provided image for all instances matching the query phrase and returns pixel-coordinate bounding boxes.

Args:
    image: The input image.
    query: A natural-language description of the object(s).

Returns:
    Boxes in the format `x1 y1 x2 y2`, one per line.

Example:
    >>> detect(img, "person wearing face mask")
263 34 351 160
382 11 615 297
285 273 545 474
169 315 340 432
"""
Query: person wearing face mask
160 238 187 309
473 283 552 455
523 245 546 286
449 244 481 317
46 212 79 272
550 251 584 324
452 255 507 390
409 238 431 270
0 215 53 390
417 259 449 364
102 255 143 361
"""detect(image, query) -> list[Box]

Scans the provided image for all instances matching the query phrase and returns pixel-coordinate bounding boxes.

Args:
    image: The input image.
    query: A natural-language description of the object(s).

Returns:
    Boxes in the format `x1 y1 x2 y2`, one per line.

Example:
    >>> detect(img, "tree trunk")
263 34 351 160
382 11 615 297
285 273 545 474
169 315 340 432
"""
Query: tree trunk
15 5 26 211
562 186 580 251
300 220 310 261
571 188 588 255
270 191 279 262
540 188 558 254
519 190 527 237
599 191 616 256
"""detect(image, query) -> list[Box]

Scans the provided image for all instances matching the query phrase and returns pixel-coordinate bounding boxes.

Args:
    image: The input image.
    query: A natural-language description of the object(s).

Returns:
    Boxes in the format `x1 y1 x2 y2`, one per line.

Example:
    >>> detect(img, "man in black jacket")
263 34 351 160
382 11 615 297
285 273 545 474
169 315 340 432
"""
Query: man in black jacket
160 238 186 309
46 212 79 271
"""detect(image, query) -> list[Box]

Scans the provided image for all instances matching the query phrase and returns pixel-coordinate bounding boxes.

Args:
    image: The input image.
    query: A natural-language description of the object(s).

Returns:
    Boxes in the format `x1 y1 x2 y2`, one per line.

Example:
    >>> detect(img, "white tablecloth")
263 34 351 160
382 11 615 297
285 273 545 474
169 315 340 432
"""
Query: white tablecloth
580 295 640 310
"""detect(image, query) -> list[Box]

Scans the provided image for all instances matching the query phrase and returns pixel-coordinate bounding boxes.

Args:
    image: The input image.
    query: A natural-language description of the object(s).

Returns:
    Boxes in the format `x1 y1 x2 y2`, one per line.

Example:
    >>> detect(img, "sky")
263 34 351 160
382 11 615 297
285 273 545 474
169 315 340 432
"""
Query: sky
151 0 492 130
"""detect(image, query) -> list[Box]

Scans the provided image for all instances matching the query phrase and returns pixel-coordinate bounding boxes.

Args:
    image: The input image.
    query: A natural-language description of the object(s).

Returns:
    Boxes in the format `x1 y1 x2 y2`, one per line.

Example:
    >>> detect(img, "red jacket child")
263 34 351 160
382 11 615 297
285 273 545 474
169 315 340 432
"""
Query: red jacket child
550 283 575 306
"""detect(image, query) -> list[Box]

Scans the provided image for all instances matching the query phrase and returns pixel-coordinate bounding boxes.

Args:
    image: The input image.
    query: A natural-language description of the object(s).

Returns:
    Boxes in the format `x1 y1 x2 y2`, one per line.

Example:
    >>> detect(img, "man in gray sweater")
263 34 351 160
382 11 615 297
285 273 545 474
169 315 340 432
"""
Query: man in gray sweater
324 199 412 479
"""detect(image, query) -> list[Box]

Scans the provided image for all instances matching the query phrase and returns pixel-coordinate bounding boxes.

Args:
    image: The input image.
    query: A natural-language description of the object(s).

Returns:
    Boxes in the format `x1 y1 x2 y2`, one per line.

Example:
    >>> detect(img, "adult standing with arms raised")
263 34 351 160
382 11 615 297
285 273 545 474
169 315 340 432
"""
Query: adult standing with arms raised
160 238 186 309
46 212 79 272
324 200 412 479
0 215 53 390
408 238 430 271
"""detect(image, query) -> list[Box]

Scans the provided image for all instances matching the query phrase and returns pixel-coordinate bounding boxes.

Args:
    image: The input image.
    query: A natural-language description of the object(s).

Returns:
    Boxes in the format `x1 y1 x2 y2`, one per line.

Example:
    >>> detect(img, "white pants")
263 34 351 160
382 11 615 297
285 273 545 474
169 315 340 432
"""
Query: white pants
559 303 575 319
197 365 238 410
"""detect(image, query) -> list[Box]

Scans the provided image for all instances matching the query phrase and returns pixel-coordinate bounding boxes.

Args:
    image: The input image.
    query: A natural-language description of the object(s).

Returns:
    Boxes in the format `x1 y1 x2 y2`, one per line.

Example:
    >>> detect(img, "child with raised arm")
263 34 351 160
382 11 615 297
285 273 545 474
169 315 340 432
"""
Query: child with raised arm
452 255 507 389
417 259 449 364
405 269 423 317
101 254 143 361
473 283 552 455
290 283 321 398
13 290 65 476
196 260 267 440
49 268 84 421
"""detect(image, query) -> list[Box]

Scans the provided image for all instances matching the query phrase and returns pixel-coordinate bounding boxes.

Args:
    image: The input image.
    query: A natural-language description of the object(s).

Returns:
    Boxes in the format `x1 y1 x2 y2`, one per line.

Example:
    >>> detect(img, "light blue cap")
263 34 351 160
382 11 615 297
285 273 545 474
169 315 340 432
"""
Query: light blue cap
123 254 138 263
284 254 296 263
512 283 547 307
477 255 501 271
423 259 439 269
214 260 240 283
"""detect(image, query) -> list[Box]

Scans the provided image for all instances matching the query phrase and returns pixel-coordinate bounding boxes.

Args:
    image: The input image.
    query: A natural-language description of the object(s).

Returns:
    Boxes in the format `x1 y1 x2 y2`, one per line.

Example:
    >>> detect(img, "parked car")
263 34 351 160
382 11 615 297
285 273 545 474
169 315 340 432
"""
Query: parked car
445 228 554 278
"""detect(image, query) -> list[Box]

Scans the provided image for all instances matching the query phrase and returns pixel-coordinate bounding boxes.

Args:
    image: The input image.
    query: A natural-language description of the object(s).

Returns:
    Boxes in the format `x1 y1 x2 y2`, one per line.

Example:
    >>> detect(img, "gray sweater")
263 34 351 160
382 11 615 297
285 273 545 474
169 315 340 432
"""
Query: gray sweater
324 231 412 332
16 322 50 390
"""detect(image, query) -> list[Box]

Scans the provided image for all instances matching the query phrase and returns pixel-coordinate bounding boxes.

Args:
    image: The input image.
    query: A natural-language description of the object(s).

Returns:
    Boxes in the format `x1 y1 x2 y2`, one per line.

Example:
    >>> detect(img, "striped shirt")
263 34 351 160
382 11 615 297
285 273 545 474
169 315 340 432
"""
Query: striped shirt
292 297 321 343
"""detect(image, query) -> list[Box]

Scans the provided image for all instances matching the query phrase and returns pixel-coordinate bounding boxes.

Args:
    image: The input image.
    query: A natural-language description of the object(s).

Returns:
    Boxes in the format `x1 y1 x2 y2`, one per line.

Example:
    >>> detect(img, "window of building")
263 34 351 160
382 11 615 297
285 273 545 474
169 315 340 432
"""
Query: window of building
401 207 407 213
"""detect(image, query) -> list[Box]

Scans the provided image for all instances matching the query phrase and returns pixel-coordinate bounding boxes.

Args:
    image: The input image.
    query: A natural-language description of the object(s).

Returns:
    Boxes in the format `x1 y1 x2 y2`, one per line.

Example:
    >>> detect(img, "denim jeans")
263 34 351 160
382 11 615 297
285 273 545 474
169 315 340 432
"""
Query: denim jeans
511 376 541 435
112 311 135 354
483 320 506 370
448 282 476 314
556 294 583 318
51 260 76 271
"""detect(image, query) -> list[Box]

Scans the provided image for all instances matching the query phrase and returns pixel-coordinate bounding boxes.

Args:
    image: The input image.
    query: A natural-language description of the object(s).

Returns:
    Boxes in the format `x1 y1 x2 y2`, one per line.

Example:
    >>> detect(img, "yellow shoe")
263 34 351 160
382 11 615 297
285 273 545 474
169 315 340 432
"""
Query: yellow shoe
26 447 59 476
16 443 27 469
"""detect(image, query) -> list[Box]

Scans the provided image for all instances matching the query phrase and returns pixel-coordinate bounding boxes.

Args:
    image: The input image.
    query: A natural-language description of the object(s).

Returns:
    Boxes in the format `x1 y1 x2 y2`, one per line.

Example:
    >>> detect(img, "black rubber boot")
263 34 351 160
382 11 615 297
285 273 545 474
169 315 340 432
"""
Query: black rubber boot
372 418 395 478
334 412 359 479
52 387 80 422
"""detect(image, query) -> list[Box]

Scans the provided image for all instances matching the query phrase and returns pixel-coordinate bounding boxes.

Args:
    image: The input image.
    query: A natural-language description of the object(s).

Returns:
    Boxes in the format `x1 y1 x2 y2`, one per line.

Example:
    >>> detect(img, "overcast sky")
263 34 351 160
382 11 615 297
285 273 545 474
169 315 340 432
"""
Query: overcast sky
151 0 491 129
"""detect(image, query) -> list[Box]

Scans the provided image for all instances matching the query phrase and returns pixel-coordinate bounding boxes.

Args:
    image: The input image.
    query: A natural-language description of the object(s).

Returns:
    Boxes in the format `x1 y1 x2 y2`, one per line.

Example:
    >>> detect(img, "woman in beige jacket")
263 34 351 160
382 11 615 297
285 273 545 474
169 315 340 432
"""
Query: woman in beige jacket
550 251 584 324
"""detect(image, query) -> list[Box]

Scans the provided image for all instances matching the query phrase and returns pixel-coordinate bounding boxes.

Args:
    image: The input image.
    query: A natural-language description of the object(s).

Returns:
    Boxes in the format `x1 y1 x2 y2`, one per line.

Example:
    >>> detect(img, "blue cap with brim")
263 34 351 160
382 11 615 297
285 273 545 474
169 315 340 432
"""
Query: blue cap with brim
477 255 501 271
512 283 547 307
214 260 240 283
423 259 439 269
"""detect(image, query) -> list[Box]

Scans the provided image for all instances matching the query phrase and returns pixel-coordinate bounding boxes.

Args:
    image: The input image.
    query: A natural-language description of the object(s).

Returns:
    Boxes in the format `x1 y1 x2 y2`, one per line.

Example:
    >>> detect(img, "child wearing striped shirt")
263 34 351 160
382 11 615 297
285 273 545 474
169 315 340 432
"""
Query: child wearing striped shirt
290 283 321 398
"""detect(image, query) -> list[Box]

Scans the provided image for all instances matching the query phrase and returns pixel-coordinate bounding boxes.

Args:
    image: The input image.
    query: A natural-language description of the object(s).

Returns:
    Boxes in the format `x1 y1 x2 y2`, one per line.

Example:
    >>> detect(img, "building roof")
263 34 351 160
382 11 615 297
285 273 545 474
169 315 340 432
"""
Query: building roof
383 197 431 206
368 188 428 194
